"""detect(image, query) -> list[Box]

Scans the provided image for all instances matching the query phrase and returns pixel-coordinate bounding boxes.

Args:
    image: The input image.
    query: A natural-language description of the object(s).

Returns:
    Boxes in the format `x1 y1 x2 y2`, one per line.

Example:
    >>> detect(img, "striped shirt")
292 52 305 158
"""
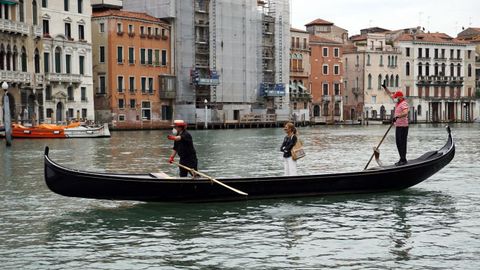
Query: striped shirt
395 100 409 127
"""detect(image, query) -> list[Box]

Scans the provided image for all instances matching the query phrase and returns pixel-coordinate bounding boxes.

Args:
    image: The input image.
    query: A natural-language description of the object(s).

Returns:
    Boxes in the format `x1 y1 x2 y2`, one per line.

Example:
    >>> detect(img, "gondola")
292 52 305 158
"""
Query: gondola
44 127 455 203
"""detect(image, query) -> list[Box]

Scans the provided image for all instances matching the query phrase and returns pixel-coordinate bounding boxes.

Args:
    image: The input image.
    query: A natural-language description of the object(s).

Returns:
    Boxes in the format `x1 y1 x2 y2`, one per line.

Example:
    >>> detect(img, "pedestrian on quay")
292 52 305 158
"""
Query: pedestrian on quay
382 83 409 166
280 122 298 176
167 119 198 177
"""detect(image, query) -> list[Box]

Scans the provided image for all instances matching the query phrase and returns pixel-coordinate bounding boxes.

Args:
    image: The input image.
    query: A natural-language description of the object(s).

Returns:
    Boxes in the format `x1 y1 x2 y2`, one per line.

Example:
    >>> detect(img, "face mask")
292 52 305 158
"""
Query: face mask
171 128 178 136
393 98 399 103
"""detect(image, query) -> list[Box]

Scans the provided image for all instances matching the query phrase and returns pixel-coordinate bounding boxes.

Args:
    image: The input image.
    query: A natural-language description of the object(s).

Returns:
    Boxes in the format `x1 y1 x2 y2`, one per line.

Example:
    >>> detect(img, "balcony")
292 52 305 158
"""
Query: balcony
352 87 361 95
32 25 42 38
334 95 342 102
290 92 311 101
45 73 82 84
434 57 447 62
0 19 30 36
0 70 32 84
449 58 462 62
416 76 464 86
322 95 331 102
160 90 176 99
34 74 44 86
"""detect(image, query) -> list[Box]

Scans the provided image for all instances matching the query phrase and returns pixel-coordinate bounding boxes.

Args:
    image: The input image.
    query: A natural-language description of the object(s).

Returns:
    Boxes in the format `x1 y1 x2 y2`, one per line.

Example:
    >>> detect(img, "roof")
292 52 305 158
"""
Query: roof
92 9 170 26
305 18 334 27
290 27 308 33
396 32 470 45
350 34 367 42
309 35 341 45
457 27 480 39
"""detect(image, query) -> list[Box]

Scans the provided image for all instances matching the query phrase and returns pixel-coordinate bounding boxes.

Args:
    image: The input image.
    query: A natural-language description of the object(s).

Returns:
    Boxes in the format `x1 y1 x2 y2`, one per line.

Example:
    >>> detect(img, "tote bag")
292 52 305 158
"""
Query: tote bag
291 137 305 161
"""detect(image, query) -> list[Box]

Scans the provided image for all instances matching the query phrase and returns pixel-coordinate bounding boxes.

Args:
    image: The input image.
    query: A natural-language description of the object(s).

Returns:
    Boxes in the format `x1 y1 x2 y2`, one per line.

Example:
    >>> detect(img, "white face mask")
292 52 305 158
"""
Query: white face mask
171 128 178 136
393 98 399 103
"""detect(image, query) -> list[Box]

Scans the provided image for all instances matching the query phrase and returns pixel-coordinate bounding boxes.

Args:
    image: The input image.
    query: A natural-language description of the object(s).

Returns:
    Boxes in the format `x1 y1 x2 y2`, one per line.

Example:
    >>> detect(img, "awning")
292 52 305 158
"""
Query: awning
289 84 298 91
0 0 19 5
298 84 306 90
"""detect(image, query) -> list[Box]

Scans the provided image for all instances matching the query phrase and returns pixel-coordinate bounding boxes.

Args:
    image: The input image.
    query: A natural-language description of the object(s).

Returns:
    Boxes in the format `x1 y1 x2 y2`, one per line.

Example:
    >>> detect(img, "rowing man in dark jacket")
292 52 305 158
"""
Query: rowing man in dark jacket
167 120 198 177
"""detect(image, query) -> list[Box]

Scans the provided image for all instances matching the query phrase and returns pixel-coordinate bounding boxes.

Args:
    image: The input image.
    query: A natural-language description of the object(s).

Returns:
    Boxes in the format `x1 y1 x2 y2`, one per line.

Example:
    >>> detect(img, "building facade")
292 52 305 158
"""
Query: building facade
343 33 402 122
396 32 477 122
41 0 95 124
309 36 343 123
122 0 291 125
91 9 173 129
0 0 43 126
289 27 311 122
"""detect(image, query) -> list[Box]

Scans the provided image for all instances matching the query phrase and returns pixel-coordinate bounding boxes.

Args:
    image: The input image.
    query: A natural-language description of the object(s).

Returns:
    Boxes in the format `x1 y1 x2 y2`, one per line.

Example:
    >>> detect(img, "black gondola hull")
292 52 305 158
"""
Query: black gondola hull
44 128 455 203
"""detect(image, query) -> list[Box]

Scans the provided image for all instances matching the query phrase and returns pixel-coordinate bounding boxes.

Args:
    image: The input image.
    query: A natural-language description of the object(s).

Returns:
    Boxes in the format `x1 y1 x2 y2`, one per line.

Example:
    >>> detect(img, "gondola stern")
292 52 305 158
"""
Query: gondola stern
44 146 49 156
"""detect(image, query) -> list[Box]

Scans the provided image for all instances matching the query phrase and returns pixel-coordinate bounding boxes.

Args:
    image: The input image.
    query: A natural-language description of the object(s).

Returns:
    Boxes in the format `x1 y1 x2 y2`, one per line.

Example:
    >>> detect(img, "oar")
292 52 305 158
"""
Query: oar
172 162 248 196
364 122 394 170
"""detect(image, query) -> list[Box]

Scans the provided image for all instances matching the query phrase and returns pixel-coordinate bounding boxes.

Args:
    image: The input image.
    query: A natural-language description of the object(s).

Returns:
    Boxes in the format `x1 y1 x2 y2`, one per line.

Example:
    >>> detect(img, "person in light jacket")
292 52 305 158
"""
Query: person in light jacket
280 122 298 176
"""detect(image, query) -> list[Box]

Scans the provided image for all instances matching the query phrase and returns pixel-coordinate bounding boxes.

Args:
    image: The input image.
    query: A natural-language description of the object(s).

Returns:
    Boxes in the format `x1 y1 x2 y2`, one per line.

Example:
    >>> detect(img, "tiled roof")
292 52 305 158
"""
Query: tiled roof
305 18 334 27
350 34 367 41
92 9 169 25
290 27 308 33
309 35 341 45
396 32 470 44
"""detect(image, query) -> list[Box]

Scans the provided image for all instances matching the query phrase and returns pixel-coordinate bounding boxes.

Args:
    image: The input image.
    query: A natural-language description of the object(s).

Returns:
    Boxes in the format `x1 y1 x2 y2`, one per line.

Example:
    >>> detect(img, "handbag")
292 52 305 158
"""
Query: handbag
291 137 306 161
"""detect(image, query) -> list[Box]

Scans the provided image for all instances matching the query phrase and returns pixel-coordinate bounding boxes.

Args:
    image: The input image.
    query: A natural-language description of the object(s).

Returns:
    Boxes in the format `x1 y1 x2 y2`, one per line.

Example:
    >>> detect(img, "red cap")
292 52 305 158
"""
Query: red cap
172 120 187 127
392 91 404 98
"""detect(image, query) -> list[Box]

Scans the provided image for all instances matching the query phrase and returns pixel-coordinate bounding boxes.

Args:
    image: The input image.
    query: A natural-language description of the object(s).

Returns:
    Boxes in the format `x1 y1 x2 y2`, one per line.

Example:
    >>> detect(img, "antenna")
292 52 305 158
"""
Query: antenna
418 11 423 26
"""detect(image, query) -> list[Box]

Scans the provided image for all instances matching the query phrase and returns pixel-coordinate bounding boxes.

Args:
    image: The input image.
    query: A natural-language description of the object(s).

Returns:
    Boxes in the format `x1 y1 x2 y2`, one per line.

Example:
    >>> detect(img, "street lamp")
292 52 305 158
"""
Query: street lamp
2 81 12 146
204 99 208 129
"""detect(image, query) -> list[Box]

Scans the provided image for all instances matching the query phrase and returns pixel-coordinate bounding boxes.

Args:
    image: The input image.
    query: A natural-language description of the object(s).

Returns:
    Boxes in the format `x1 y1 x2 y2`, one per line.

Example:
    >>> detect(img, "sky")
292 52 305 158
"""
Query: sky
290 0 480 37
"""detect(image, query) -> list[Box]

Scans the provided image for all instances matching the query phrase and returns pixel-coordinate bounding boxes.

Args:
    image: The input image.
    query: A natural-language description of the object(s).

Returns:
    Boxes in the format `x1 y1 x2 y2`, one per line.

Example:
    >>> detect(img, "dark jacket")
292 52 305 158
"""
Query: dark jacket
173 130 198 167
280 135 297 158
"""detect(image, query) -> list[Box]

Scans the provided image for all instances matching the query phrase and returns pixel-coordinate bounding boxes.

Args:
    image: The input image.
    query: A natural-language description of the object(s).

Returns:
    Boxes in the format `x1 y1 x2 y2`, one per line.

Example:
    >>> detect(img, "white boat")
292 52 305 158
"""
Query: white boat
64 123 111 138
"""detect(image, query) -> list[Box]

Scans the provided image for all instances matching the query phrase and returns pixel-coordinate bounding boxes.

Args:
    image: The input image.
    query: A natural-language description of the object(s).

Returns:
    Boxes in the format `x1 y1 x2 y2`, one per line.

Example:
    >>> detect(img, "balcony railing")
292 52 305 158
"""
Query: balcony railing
334 95 342 102
160 90 176 99
45 73 82 84
416 75 464 85
32 25 42 37
322 95 331 102
0 70 31 84
352 87 361 95
0 19 30 35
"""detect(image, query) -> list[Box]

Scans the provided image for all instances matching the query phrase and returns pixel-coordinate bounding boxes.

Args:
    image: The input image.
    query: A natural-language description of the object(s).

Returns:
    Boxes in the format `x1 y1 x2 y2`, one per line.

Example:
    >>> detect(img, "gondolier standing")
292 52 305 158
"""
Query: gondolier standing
167 120 198 177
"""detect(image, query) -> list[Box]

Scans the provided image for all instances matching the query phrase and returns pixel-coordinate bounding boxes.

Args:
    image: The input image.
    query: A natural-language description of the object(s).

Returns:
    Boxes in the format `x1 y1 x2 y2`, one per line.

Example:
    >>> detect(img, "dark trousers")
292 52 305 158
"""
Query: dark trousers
395 126 409 162
179 159 198 177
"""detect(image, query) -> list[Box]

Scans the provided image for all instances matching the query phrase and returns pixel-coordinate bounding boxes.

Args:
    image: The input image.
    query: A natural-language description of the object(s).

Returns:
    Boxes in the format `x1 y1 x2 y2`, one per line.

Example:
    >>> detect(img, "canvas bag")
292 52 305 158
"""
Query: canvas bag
291 137 305 161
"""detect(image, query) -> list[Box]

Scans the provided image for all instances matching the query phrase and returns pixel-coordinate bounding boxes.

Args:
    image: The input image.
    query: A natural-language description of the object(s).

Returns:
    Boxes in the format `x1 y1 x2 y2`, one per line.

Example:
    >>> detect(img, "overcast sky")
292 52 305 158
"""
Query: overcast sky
290 0 480 37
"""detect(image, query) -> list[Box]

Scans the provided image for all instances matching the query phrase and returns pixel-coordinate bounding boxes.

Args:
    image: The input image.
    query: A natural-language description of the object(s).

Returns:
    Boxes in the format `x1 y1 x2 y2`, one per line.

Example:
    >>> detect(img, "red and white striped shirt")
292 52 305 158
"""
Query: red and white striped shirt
394 100 409 127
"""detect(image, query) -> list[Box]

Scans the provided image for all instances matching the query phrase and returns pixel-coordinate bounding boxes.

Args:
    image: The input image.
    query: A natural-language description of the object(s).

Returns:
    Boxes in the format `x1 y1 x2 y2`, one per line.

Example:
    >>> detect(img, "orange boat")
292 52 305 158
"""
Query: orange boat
11 123 67 138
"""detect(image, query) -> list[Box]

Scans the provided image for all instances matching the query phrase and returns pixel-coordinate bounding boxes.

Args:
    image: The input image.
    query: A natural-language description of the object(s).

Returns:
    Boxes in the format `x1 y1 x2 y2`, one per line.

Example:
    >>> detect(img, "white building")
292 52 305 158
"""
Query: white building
40 0 94 123
396 32 477 122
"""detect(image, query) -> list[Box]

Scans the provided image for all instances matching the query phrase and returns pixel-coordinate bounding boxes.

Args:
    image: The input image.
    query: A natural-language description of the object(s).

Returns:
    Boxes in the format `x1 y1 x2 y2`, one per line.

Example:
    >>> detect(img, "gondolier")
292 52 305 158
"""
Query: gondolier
167 120 198 177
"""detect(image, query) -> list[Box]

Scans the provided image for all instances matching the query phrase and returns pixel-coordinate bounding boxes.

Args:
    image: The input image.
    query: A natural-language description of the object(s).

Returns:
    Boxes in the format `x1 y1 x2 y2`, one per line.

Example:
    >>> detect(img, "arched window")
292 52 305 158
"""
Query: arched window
441 63 446 76
21 47 27 72
457 64 461 76
385 74 389 87
417 105 422 116
55 47 62 73
32 1 38 25
34 49 40 73
6 45 11 71
378 74 382 89
356 55 359 66
468 64 472 77
367 74 372 89
406 62 410 76
19 0 25 22
387 56 391 66
0 44 4 70
313 105 320 117
367 54 371 65
425 63 430 76
379 55 383 66
450 63 454 76
390 74 394 87
434 63 439 76
12 46 17 71
395 75 399 87
395 56 398 66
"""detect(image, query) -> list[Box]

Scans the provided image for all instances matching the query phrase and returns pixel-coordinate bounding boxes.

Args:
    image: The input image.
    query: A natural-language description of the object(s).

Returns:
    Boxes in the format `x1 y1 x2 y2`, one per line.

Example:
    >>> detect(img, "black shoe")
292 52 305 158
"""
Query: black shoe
395 160 407 166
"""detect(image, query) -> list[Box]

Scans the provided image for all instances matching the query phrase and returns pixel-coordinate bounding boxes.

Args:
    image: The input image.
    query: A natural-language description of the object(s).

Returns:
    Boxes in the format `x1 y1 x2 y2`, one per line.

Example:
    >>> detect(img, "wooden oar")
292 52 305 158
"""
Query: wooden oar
172 162 248 196
364 122 394 170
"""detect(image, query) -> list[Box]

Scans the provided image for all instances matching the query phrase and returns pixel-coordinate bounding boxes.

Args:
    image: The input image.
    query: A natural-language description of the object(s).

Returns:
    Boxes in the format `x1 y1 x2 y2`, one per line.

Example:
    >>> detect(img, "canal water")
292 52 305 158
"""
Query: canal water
1 124 479 269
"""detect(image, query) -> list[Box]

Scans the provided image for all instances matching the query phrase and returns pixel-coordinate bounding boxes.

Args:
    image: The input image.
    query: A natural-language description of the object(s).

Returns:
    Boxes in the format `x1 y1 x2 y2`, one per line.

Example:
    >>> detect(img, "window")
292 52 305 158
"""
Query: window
366 54 371 66
147 49 153 65
117 76 124 92
334 47 339 57
65 54 70 74
334 83 340 95
467 50 472 59
147 27 152 36
303 38 308 49
379 55 383 66
67 86 74 101
128 24 133 33
42 20 50 36
82 109 87 119
42 0 47 8
141 77 146 92
68 108 74 119
322 64 328 75
406 62 410 76
43 52 49 72
367 74 372 89
77 0 82 13
117 46 123 64
425 48 429 58
117 23 122 33
417 105 422 116
155 27 159 36
333 65 339 75
99 23 105 33
118 99 124 109
154 49 160 66
161 50 167 66
54 47 61 73
141 101 151 120
19 0 24 22
468 64 472 77
65 23 71 39
406 47 410 57
99 46 105 63
78 24 84 40
378 74 382 90
322 47 328 57
81 87 86 101
129 77 135 92
118 115 125 121
457 64 461 76
371 96 376 104
64 0 69 11
148 77 154 93
46 85 52 100
140 26 145 35
79 55 84 75
130 99 136 109
99 75 106 94
419 64 424 76
140 48 146 64
418 48 422 58
322 83 329 95
162 105 173 120
128 47 134 64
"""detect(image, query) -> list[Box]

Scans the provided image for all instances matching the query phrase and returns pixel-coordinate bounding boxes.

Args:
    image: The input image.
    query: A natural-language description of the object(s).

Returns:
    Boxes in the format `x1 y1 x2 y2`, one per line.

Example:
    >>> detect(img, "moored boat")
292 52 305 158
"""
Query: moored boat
2 122 111 138
44 127 455 203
